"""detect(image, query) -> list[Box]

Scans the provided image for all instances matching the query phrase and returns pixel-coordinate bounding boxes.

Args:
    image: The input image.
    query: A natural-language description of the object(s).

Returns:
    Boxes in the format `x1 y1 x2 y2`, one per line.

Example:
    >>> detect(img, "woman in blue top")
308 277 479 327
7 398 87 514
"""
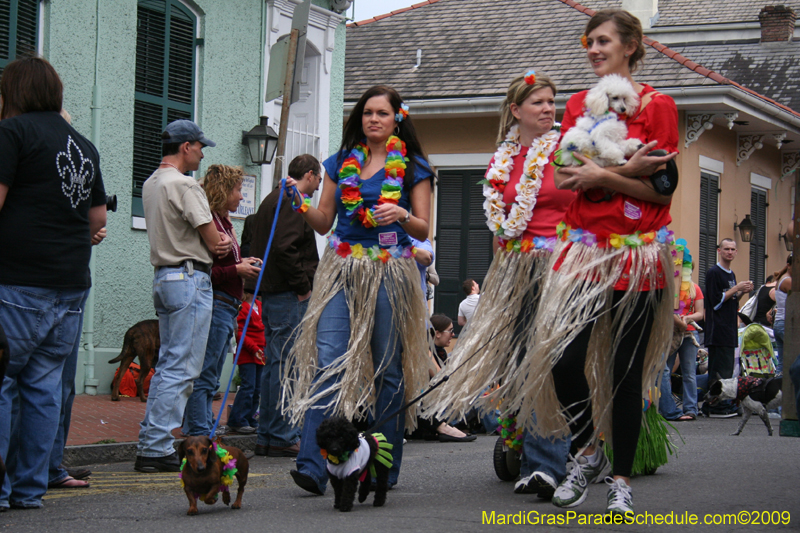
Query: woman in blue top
283 85 435 495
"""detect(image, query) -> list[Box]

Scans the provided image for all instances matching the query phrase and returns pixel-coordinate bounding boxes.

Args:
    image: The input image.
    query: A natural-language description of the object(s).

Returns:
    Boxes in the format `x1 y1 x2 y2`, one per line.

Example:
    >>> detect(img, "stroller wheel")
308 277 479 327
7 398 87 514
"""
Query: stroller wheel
493 436 521 481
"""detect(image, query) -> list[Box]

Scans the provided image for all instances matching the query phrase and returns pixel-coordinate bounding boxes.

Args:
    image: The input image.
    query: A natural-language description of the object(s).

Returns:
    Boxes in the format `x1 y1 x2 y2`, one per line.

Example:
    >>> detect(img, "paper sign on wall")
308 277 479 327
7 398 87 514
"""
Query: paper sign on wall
231 175 257 219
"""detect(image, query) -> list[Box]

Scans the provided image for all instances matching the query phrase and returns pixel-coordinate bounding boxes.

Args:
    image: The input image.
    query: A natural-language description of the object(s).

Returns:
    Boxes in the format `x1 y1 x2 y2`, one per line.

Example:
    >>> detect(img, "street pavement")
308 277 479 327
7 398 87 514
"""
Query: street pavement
1 416 798 532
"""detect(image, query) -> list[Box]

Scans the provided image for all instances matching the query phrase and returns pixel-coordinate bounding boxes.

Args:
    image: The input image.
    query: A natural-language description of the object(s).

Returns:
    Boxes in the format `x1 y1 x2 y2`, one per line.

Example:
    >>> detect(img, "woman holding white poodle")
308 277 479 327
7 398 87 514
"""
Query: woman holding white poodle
282 85 434 495
425 71 573 499
517 9 679 515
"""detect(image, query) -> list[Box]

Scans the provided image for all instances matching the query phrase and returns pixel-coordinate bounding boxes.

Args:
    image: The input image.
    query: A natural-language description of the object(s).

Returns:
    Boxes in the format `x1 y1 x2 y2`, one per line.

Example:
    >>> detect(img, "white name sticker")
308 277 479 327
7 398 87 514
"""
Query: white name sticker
164 272 185 281
379 232 398 246
623 200 642 220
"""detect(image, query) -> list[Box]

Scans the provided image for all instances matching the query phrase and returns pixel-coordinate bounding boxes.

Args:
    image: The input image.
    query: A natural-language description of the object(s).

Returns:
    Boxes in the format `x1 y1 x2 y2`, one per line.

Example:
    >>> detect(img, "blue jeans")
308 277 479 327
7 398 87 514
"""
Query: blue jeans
257 291 307 447
0 285 87 508
667 333 699 415
519 415 570 482
658 363 683 420
183 291 239 436
228 363 263 428
296 284 405 493
137 267 212 457
48 291 90 485
773 319 784 375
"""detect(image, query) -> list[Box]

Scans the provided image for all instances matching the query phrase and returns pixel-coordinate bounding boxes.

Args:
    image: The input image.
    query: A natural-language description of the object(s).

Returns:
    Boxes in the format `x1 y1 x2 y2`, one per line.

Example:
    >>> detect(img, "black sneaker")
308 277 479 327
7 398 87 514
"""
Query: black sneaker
290 469 324 495
134 452 181 473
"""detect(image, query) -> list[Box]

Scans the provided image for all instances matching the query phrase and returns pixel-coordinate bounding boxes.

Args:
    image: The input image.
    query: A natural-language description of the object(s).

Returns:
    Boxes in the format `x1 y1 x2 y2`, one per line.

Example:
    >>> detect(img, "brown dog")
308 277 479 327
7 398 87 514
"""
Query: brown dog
109 319 159 401
177 436 249 515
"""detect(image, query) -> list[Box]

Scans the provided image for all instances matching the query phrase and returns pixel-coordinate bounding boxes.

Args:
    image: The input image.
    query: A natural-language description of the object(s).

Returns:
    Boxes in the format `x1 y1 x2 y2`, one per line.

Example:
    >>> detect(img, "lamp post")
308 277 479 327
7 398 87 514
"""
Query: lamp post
734 214 756 243
241 116 279 165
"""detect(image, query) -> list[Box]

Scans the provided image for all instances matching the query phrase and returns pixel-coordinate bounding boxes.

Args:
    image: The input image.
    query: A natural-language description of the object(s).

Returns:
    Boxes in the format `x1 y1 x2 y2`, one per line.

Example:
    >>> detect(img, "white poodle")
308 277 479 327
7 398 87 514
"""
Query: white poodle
559 74 643 167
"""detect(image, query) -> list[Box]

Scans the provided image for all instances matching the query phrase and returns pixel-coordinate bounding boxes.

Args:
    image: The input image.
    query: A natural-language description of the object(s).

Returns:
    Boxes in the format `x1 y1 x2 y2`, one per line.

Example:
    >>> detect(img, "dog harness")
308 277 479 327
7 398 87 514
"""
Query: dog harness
325 433 394 482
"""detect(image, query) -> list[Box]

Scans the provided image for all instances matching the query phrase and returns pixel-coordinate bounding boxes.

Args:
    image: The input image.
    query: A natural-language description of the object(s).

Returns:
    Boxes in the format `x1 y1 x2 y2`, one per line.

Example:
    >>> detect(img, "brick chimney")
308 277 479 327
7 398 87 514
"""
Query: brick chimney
759 5 796 43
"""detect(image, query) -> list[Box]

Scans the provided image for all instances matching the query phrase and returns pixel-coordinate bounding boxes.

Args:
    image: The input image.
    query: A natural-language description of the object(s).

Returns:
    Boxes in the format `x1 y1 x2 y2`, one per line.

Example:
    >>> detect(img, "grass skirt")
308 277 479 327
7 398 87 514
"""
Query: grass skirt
424 248 552 422
507 239 674 442
281 247 433 430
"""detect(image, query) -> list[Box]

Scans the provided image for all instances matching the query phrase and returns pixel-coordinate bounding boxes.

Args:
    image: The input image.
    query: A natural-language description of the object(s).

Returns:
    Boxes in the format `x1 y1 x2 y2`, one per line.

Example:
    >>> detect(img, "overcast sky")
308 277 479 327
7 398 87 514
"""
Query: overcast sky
350 0 421 21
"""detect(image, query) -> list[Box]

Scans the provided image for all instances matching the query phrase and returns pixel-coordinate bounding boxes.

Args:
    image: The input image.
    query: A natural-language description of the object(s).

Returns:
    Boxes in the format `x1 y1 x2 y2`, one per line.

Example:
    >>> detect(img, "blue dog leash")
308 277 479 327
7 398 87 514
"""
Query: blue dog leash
209 178 300 439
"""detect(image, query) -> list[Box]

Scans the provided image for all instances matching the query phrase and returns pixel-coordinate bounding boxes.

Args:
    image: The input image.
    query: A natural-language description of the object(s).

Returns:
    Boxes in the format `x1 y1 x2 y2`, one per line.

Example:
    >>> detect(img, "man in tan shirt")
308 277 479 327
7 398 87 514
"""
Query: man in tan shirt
135 120 231 472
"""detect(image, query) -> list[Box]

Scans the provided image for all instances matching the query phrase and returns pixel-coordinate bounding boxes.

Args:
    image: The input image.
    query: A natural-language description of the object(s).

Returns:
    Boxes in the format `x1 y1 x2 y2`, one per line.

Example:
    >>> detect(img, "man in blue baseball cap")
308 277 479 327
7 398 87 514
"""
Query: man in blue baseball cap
135 119 231 472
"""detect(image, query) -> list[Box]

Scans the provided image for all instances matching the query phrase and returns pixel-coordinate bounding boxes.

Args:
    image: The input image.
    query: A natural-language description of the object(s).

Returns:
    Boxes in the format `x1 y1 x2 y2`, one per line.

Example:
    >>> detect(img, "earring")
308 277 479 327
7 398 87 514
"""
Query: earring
625 53 629 57
394 124 400 135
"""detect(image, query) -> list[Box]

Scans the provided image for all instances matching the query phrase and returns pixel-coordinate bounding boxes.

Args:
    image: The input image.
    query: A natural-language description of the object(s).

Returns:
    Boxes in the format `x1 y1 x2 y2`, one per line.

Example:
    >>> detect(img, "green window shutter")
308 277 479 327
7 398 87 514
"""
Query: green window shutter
0 0 40 76
698 172 719 293
749 187 767 288
131 0 195 218
433 168 494 333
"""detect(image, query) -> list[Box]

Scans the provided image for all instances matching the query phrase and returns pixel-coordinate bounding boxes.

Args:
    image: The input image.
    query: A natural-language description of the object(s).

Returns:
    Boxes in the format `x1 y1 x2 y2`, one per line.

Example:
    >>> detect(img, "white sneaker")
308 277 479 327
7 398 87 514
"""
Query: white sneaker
606 477 633 516
514 473 537 494
552 449 609 508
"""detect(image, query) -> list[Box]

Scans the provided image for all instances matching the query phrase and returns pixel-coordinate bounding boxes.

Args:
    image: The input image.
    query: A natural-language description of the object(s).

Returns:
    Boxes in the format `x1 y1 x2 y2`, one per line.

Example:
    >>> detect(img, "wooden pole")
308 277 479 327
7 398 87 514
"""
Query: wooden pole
272 28 299 189
781 168 800 435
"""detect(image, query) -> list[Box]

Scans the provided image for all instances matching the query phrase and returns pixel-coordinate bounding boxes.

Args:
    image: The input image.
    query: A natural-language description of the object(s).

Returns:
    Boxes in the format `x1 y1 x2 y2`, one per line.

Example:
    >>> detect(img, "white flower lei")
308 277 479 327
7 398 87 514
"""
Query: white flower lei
482 125 560 239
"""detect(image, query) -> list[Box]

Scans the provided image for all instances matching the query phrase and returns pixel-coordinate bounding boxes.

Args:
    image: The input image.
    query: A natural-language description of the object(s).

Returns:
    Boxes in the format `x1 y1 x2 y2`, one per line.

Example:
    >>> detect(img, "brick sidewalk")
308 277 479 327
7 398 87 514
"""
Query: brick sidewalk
67 393 238 446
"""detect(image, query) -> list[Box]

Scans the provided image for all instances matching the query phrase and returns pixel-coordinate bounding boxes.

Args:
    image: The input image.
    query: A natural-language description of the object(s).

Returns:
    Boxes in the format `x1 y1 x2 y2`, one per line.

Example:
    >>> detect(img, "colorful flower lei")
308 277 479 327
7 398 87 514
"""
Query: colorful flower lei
337 136 406 228
480 126 560 239
556 222 675 249
524 69 536 85
328 234 416 262
497 236 558 254
179 442 238 495
395 103 409 123
320 447 352 465
497 415 523 453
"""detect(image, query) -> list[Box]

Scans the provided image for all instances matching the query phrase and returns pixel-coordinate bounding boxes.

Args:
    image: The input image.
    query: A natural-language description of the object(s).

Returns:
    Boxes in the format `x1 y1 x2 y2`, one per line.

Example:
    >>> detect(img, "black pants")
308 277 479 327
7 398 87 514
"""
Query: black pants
707 345 735 380
551 289 661 478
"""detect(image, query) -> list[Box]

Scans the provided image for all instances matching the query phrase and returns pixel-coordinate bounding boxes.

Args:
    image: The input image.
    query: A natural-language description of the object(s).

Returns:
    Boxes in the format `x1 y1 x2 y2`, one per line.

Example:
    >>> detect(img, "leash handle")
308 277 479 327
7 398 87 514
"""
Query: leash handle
209 179 292 439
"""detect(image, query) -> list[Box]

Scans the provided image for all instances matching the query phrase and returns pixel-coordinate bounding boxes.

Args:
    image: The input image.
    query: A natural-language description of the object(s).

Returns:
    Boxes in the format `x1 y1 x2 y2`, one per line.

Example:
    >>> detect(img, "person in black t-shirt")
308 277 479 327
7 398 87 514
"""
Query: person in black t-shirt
704 238 753 414
0 57 106 509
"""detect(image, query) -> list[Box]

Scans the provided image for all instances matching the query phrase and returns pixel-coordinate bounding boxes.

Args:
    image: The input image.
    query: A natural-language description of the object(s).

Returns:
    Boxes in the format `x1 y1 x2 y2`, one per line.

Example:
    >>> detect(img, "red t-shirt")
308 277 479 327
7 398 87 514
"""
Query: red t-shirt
486 150 576 240
557 84 679 291
560 84 677 238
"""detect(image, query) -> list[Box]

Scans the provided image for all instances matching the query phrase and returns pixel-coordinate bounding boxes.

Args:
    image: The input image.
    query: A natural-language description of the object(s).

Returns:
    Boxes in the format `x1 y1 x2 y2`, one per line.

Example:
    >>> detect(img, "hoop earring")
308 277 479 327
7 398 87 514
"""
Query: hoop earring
394 124 400 135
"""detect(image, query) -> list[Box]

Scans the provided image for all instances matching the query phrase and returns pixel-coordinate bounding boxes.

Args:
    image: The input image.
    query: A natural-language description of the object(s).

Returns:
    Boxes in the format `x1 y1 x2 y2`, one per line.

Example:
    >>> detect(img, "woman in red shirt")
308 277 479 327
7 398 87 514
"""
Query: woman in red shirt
519 10 679 515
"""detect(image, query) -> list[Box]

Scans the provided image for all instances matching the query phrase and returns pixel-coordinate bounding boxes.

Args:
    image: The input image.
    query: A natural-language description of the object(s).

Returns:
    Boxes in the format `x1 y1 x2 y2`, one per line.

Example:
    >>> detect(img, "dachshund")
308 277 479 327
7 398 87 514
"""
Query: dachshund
316 417 394 512
177 436 249 515
109 319 159 401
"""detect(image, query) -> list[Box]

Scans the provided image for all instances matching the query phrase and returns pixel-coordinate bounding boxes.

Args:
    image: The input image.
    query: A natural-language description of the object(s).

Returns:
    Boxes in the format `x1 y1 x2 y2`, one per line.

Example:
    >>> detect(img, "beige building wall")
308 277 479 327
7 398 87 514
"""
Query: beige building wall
416 112 794 287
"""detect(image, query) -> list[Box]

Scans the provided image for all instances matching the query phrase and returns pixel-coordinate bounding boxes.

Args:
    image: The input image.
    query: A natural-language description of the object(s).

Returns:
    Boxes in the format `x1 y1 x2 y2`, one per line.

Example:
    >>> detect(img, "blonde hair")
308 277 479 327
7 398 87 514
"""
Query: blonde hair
203 164 244 214
497 71 557 143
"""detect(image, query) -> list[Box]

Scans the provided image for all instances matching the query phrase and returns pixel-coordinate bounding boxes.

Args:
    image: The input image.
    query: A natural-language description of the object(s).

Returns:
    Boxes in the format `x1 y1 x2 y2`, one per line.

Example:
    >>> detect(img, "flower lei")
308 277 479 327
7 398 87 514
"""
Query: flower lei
556 222 675 249
320 447 352 465
480 126 560 239
337 136 406 228
328 234 416 262
179 442 238 496
497 236 558 254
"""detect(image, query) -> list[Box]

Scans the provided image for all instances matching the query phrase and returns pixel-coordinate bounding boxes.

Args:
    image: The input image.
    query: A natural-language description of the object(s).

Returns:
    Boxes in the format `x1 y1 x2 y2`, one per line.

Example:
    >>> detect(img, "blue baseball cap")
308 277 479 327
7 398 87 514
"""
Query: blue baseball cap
161 119 216 147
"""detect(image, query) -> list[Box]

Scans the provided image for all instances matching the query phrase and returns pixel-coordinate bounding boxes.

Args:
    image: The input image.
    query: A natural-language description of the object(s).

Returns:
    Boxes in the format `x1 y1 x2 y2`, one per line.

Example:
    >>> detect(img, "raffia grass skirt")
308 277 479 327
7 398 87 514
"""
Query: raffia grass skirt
281 247 433 430
424 248 552 422
503 239 674 442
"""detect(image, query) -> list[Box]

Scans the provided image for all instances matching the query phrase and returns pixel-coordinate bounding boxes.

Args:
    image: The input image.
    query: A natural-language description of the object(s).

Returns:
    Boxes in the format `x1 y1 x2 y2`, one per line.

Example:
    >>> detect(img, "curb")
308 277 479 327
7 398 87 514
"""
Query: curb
63 435 258 467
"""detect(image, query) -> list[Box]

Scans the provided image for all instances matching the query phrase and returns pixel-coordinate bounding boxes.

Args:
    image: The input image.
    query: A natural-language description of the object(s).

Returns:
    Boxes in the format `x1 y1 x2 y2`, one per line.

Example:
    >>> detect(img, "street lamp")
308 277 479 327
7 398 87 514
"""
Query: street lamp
241 116 279 165
780 231 794 252
734 214 756 243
